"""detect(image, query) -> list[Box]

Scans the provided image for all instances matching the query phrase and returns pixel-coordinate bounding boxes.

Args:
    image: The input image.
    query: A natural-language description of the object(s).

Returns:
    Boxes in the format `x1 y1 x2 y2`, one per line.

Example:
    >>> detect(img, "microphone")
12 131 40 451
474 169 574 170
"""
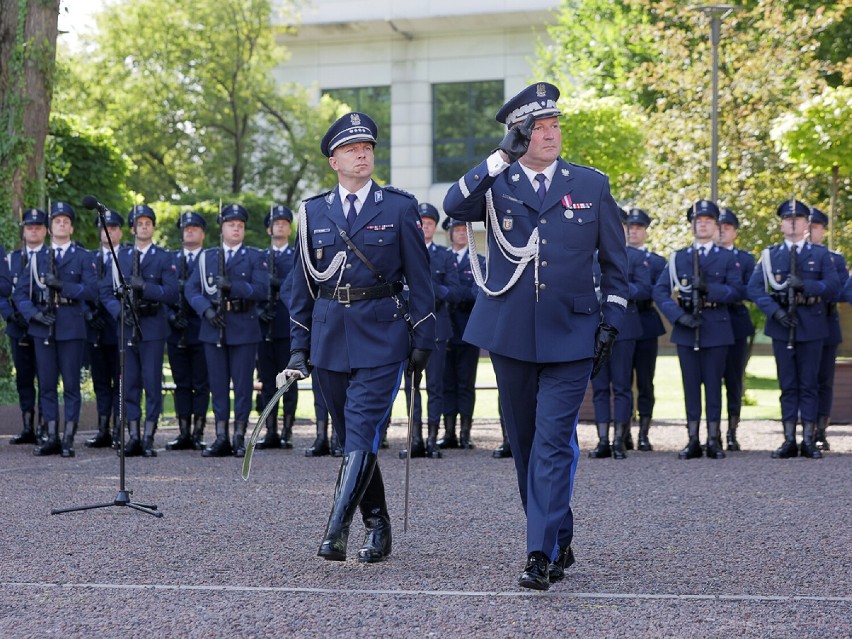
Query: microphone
82 195 108 213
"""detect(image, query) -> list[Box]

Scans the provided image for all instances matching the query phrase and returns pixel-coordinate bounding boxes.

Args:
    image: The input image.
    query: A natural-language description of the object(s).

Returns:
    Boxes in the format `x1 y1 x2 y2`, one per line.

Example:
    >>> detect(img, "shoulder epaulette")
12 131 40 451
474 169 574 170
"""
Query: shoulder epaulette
383 186 416 199
303 191 331 204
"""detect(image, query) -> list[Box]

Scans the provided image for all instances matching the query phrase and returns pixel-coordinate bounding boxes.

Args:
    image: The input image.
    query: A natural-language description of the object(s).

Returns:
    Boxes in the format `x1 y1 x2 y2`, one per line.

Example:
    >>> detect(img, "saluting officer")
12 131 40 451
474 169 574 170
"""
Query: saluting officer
100 204 178 457
256 204 298 450
15 202 98 457
626 208 667 451
2 209 46 445
165 211 210 451
438 217 489 453
84 209 125 448
653 200 745 460
747 200 841 459
805 206 848 451
280 112 435 564
717 208 755 450
589 209 652 460
186 203 269 457
444 82 628 591
398 202 460 459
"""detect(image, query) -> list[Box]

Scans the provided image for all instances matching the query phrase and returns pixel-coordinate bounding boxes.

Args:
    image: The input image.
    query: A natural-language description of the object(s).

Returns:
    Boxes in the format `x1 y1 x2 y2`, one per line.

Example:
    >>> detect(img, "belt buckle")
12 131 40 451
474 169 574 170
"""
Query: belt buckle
336 285 351 304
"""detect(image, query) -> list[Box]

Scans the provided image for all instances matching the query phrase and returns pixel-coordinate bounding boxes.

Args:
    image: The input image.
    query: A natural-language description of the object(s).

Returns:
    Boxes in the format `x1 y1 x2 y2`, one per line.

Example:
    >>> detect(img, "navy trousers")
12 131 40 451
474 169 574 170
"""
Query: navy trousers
9 337 38 414
632 337 659 417
772 339 823 423
125 339 165 423
168 341 210 418
403 339 447 425
817 341 838 418
89 342 119 419
592 339 636 423
676 344 728 423
34 339 85 422
443 341 480 418
205 342 257 422
490 352 589 560
723 337 749 418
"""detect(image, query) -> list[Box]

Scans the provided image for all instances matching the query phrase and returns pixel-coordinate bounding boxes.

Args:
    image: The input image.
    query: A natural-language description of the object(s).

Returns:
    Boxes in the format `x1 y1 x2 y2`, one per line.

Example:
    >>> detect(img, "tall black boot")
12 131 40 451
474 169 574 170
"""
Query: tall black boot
438 413 459 449
10 411 37 445
33 420 61 456
124 420 144 457
37 414 47 444
142 421 158 457
493 415 512 458
623 422 635 451
281 413 295 449
771 421 798 459
202 420 232 457
678 421 702 459
357 462 392 563
166 415 194 450
192 415 207 450
637 415 653 451
256 412 281 449
86 414 113 448
398 422 425 459
705 421 725 459
459 415 475 449
425 422 443 458
318 451 377 561
305 419 330 457
588 422 612 458
330 429 344 457
612 422 628 460
726 415 741 451
814 415 830 451
111 417 122 450
232 420 247 457
800 421 823 459
61 421 78 458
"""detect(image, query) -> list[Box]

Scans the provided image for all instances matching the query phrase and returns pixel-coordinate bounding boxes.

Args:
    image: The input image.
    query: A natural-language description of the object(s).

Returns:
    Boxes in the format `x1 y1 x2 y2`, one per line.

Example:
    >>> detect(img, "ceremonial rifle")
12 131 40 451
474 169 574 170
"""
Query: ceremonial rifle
692 243 702 352
787 196 798 351
44 246 58 346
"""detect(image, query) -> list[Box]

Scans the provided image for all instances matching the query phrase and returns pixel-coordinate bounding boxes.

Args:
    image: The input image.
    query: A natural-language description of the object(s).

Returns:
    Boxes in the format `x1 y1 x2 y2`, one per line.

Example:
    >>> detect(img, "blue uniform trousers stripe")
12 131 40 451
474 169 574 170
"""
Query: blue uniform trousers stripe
772 338 823 423
34 339 84 422
676 344 728 422
314 361 404 454
490 353 590 560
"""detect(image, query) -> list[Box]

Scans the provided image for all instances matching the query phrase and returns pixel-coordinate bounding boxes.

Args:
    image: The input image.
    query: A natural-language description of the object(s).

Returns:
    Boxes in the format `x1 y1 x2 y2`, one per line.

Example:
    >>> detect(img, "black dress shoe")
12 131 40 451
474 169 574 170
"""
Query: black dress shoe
518 551 550 591
548 545 576 583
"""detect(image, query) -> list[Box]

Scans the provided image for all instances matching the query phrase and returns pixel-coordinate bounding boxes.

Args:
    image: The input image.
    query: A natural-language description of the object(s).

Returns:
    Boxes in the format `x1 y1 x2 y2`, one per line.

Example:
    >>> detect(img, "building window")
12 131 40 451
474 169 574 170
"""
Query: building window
433 80 504 183
323 86 391 184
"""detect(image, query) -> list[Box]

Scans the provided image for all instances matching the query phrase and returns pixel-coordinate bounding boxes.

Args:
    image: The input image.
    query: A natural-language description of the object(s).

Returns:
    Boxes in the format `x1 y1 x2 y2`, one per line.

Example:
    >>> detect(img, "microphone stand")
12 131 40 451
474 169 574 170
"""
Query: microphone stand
51 206 162 518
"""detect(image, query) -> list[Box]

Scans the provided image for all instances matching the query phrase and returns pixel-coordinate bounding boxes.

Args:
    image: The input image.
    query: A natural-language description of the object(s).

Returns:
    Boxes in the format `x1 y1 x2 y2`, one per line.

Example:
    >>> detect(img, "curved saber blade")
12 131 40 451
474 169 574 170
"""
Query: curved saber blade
242 375 296 480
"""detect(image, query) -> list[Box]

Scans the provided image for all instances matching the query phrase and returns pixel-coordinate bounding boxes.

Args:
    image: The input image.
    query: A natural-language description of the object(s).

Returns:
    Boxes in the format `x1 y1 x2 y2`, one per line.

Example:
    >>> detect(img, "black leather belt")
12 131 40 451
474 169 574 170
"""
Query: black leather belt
319 282 403 304
137 300 161 317
636 300 655 312
57 297 78 306
773 294 823 307
678 300 721 311
224 299 253 313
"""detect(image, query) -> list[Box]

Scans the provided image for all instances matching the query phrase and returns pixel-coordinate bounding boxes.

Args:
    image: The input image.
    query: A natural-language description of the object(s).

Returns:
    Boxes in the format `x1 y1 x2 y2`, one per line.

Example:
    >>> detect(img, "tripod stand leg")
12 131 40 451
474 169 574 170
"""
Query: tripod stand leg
127 503 164 518
51 502 115 515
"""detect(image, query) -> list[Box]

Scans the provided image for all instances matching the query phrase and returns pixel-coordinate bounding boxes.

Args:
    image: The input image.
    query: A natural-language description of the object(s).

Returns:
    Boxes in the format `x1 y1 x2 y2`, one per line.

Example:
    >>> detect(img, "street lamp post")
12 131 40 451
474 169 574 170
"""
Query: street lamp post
688 4 737 202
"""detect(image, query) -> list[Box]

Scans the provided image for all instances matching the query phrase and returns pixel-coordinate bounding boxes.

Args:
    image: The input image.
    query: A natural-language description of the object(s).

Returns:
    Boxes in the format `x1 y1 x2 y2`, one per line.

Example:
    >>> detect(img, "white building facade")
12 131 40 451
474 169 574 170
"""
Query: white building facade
276 0 560 211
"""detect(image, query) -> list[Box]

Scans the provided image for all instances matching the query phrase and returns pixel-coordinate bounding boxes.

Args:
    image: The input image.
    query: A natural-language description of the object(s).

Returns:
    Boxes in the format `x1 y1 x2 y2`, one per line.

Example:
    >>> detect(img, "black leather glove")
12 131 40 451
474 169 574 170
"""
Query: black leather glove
676 313 703 329
269 275 281 290
33 311 56 326
259 306 276 323
86 310 107 331
217 276 232 296
43 272 63 291
203 306 226 329
495 114 535 163
788 273 805 292
168 313 189 330
11 311 29 330
282 349 311 380
590 323 618 379
773 308 797 328
130 275 146 292
407 348 431 385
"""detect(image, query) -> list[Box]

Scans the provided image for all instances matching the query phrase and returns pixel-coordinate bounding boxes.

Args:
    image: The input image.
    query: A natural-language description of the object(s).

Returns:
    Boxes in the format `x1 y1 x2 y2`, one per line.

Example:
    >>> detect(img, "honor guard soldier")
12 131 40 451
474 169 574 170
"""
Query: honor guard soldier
186 203 269 457
165 211 210 451
589 209 652 459
438 217 490 453
717 208 755 450
626 208 667 450
806 206 848 450
100 204 179 457
653 200 745 460
84 209 125 448
2 209 46 445
443 82 628 590
14 202 98 457
747 200 840 459
255 204 299 449
398 202 460 459
280 112 435 563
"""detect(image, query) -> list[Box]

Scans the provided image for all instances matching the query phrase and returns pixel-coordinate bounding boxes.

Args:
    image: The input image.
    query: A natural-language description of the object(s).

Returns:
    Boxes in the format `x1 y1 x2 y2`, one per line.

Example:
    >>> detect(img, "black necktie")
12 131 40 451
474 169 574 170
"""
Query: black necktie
187 252 194 268
699 246 706 258
226 249 234 264
346 193 358 230
55 247 63 262
535 174 547 204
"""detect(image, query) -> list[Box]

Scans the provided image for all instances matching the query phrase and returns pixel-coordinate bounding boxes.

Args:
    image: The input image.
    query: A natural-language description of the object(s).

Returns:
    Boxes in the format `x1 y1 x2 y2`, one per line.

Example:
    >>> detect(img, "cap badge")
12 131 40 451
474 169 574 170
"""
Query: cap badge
351 113 361 126
536 83 546 97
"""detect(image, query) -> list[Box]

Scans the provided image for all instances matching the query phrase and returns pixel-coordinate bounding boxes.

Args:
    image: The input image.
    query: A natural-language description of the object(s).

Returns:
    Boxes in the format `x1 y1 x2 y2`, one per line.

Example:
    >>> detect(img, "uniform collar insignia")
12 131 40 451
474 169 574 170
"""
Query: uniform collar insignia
561 168 570 176
511 174 520 182
374 190 383 203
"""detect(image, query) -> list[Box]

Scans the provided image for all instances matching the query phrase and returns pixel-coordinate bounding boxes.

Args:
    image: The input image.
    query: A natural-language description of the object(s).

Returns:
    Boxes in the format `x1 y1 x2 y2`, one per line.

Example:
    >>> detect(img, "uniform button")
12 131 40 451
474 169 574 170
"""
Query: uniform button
541 238 548 245
345 264 352 269
539 283 546 290
540 218 547 224
378 239 383 243
474 174 480 181
541 261 548 267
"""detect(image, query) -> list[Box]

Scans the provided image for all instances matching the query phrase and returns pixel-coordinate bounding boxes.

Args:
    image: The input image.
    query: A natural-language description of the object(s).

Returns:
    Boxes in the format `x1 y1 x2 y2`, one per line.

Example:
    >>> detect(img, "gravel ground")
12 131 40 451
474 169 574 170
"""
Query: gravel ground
1 418 850 639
